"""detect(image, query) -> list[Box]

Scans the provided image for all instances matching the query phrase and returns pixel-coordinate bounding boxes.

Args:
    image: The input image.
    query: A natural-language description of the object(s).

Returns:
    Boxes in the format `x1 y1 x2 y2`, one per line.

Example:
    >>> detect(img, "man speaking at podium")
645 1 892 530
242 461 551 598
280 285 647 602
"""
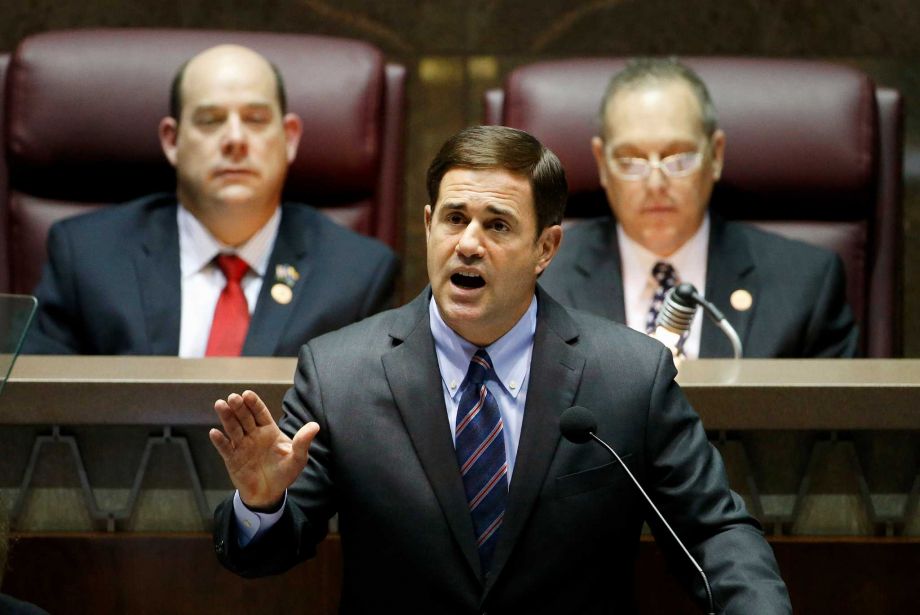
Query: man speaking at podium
210 126 791 613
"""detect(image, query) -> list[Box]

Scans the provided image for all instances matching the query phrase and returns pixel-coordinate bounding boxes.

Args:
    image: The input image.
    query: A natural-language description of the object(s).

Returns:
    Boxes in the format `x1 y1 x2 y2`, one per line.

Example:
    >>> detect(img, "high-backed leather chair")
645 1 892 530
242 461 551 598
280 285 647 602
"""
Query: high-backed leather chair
3 29 405 297
484 58 903 357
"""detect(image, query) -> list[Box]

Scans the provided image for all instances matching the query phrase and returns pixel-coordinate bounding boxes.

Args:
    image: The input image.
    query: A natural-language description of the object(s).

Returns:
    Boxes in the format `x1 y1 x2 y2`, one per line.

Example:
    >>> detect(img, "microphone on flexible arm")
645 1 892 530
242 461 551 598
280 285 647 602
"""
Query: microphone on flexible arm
559 406 717 615
652 283 743 361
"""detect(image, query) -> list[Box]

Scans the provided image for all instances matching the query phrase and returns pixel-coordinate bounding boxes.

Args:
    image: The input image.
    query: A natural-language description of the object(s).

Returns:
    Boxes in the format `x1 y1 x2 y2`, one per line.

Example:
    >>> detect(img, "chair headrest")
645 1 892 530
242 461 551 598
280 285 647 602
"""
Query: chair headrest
7 29 387 206
501 58 878 219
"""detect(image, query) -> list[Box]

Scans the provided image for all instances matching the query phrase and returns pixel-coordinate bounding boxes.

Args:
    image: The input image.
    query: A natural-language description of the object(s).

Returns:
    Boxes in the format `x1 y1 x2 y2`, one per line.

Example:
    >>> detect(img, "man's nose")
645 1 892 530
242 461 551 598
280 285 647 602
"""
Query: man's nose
221 115 247 158
456 223 485 258
645 158 668 191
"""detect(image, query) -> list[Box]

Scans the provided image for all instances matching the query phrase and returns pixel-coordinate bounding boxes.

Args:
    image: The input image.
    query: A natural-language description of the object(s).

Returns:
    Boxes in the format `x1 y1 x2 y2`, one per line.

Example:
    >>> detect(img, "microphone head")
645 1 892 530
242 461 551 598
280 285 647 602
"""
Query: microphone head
671 283 698 307
560 406 598 444
657 283 699 334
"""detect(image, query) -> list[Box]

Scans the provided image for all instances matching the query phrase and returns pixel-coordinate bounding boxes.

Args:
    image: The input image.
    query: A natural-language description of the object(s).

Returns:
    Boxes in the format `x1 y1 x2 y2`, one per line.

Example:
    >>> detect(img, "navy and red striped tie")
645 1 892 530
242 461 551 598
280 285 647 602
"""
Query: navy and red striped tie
455 349 508 574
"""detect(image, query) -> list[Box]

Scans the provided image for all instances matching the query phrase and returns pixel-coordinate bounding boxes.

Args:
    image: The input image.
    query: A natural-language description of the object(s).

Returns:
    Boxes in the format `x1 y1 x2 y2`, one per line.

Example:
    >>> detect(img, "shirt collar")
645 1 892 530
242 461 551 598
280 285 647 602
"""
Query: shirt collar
429 294 537 400
617 213 710 288
178 204 281 279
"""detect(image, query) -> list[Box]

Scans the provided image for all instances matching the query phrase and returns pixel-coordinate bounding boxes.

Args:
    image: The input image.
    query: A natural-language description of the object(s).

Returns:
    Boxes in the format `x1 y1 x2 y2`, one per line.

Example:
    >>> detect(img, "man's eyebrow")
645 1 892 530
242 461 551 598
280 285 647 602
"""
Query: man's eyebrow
439 201 467 212
439 201 518 218
612 139 699 152
485 203 517 218
192 102 274 112
192 104 224 114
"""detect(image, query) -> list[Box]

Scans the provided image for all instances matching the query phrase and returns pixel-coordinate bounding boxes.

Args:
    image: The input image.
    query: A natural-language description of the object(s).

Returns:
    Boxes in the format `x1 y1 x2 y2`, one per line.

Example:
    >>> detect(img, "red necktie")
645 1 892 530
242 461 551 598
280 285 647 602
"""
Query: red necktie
205 254 250 356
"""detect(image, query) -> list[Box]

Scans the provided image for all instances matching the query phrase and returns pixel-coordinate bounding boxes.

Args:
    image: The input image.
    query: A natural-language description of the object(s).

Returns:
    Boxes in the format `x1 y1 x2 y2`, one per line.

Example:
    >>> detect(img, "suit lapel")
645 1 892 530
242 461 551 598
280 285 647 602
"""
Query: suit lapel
485 288 585 593
700 216 758 357
381 292 481 578
243 204 312 356
571 219 626 323
381 290 587 587
136 200 181 355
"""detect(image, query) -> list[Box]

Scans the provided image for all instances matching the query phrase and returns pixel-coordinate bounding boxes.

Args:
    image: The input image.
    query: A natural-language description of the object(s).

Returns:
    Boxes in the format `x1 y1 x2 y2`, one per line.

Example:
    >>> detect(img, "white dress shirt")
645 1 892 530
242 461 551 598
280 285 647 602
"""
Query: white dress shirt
177 205 281 358
617 215 709 359
233 293 540 546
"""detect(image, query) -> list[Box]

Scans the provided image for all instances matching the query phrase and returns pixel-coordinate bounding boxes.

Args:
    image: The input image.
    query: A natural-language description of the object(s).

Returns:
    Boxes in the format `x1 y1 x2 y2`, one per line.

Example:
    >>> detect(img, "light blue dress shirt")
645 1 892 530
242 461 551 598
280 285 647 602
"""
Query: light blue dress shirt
428 295 536 481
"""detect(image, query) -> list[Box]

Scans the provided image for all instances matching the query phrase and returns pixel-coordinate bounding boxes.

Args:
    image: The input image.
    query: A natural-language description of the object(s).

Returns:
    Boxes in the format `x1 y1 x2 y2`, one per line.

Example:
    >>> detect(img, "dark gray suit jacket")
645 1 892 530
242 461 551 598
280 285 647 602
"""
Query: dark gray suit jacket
0 594 49 615
214 289 791 614
540 216 858 358
22 194 398 356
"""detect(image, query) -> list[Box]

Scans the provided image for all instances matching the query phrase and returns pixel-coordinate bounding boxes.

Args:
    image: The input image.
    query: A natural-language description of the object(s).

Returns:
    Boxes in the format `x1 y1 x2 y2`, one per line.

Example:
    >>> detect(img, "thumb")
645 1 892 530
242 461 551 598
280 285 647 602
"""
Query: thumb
291 421 320 465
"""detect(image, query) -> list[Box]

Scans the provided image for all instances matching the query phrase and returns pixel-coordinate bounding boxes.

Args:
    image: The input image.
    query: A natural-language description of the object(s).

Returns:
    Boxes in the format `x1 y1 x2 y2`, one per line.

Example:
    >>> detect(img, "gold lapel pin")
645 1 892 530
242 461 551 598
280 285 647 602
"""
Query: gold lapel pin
275 264 300 286
272 263 299 304
271 283 293 305
730 289 753 312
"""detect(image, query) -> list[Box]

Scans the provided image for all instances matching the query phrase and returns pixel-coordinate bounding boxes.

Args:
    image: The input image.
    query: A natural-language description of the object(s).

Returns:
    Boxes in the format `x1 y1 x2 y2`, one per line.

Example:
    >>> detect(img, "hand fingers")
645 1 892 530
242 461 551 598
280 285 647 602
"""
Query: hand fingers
290 421 320 466
241 390 276 427
208 427 233 461
226 392 258 434
213 398 245 446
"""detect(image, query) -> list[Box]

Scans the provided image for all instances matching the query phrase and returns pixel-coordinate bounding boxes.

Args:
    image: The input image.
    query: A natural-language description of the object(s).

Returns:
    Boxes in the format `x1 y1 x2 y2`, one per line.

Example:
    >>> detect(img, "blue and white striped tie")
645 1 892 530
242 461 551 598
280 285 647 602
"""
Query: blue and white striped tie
455 349 508 574
646 261 677 334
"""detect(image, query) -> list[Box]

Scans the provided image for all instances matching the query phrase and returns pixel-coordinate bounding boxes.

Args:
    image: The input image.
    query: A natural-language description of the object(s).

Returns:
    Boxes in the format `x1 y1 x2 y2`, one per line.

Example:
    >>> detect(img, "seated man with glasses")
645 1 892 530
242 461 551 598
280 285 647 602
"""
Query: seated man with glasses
541 57 857 358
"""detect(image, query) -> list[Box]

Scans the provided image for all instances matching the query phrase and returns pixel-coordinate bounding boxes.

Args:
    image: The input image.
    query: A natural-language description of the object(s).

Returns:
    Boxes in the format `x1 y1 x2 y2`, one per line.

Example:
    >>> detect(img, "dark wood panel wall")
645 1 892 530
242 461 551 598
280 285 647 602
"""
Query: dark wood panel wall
2 3 920 611
4 534 919 614
1 359 918 612
0 1 919 353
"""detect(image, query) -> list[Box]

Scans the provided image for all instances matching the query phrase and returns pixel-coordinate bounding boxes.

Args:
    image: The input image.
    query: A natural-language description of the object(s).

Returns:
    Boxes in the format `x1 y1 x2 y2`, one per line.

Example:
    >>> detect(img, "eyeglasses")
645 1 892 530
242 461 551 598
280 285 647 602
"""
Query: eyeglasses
608 151 703 181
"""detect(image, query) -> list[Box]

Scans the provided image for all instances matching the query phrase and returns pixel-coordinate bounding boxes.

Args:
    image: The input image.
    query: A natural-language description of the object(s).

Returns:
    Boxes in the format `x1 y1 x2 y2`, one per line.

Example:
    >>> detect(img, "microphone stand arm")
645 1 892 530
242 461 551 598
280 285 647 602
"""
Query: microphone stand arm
690 290 743 359
589 433 717 615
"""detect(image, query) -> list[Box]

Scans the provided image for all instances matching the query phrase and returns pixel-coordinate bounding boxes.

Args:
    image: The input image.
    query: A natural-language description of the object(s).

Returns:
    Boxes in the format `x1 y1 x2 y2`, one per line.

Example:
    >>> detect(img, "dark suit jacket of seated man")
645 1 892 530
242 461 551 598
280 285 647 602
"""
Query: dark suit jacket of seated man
21 43 398 357
540 213 857 358
540 57 857 359
22 193 398 356
210 126 791 614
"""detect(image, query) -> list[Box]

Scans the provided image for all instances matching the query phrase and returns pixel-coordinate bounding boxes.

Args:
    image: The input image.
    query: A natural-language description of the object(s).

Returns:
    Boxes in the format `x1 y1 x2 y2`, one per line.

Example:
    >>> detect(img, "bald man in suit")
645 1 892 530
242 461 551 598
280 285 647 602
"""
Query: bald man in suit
23 44 397 357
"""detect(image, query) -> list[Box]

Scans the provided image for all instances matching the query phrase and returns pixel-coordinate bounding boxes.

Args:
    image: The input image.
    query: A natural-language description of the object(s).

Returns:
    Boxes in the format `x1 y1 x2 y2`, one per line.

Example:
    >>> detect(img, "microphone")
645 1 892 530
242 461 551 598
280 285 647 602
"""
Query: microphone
560 406 717 615
654 283 743 359
650 283 697 360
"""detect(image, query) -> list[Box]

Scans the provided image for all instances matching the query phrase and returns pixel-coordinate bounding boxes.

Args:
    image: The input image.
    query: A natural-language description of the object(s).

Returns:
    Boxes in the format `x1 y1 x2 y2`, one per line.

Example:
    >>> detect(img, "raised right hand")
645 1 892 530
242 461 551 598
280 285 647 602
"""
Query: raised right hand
209 389 319 509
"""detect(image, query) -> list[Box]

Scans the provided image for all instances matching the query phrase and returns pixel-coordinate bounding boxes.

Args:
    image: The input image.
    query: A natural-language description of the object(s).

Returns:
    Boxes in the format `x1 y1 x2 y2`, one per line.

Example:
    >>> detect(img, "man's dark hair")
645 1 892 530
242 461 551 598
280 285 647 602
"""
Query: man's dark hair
599 57 718 138
426 125 568 235
168 56 288 120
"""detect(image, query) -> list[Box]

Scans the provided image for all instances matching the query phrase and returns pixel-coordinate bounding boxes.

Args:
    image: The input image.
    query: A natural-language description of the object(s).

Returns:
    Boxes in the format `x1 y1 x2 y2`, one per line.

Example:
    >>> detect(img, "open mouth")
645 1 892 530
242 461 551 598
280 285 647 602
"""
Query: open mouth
451 272 485 289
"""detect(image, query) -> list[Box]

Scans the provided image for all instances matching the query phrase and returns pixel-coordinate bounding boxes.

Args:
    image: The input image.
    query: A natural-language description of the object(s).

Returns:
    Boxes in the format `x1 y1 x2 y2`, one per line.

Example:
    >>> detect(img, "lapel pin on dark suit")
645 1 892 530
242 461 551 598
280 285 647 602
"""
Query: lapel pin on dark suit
730 289 753 311
271 264 300 305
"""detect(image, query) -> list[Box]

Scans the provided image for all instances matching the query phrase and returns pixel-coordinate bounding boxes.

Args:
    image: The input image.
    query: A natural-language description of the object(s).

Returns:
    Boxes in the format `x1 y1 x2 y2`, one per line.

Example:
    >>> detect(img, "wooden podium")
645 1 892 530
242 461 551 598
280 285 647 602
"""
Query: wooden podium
2 357 918 613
